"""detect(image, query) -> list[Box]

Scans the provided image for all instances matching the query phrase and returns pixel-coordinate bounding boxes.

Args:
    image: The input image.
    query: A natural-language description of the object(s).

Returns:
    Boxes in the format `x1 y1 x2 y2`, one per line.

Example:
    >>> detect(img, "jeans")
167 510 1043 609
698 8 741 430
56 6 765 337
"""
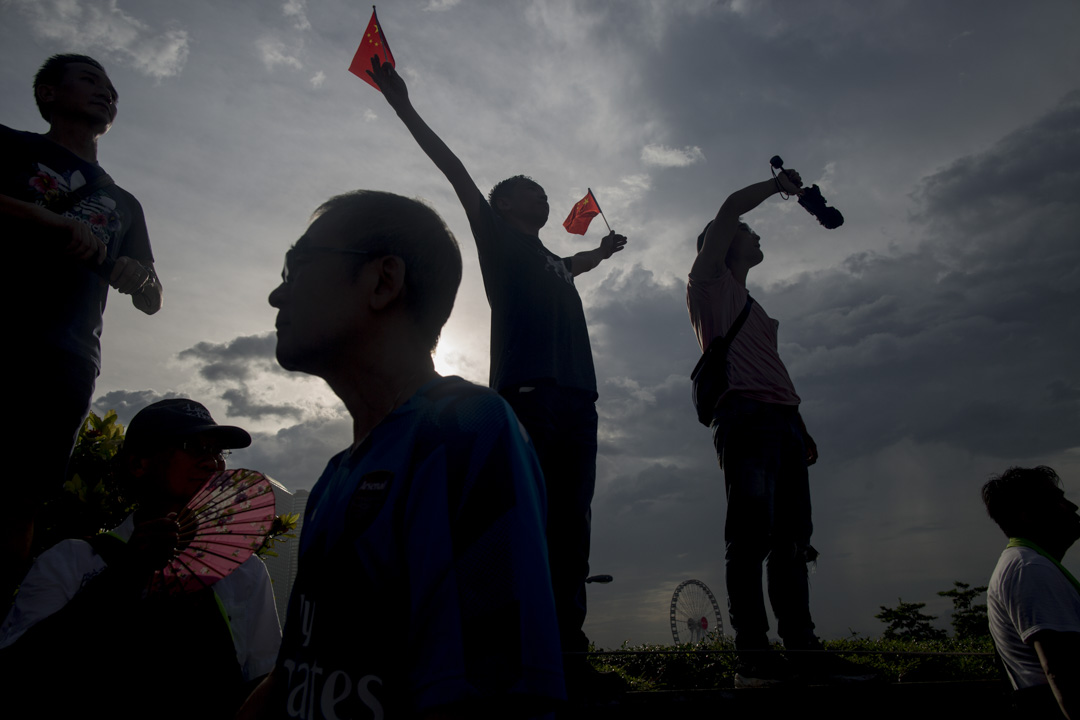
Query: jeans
503 384 598 655
713 396 816 651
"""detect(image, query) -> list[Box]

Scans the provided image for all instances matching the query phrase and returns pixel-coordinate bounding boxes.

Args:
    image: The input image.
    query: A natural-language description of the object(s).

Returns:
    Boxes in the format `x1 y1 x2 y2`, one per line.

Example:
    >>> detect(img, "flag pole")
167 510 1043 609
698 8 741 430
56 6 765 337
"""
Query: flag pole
373 5 388 63
588 188 613 234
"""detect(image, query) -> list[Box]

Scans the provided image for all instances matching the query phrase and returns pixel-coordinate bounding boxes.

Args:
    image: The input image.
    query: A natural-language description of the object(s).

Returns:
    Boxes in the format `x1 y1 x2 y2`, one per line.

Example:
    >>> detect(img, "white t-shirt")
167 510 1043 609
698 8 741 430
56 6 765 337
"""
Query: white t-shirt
0 515 281 680
987 546 1080 689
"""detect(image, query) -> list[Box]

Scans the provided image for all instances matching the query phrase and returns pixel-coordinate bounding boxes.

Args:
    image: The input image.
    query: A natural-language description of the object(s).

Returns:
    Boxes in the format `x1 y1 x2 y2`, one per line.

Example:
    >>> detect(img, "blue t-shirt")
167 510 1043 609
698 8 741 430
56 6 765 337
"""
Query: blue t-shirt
468 202 597 394
1 124 152 368
276 376 564 718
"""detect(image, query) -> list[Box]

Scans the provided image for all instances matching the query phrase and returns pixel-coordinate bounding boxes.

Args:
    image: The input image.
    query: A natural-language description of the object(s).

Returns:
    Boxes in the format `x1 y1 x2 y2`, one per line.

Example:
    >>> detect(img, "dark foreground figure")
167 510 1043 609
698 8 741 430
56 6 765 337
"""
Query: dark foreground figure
687 170 873 688
239 191 563 719
1 53 163 599
983 466 1080 719
0 399 280 719
366 57 626 690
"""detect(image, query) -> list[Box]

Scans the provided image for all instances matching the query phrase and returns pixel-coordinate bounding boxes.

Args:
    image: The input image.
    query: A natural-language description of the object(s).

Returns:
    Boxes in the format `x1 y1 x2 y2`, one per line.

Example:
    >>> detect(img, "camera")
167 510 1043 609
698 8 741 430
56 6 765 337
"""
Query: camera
769 156 844 230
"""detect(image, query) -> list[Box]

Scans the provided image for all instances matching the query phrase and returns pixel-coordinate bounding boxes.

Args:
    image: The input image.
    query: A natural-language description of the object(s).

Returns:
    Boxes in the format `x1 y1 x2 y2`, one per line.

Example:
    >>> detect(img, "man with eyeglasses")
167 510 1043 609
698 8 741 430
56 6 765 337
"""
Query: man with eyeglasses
0 399 281 719
239 190 563 719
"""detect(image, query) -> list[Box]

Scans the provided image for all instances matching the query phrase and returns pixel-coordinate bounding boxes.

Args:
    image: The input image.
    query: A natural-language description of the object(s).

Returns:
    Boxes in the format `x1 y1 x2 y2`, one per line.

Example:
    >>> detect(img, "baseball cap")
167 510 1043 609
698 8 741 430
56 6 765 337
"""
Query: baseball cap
123 398 251 455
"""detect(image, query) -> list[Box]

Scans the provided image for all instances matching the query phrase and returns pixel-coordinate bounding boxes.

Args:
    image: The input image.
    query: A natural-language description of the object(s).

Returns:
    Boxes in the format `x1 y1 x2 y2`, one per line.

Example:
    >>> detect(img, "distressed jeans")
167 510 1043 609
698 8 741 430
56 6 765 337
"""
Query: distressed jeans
713 396 817 651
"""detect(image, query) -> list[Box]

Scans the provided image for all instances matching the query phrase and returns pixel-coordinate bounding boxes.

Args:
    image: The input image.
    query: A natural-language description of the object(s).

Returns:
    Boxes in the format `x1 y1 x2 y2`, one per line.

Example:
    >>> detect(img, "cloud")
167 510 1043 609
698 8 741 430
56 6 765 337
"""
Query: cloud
424 0 462 10
221 387 304 421
641 144 706 168
177 332 282 382
92 389 182 425
230 416 353 490
362 109 377 122
309 71 326 88
8 0 189 79
282 0 311 31
256 37 303 71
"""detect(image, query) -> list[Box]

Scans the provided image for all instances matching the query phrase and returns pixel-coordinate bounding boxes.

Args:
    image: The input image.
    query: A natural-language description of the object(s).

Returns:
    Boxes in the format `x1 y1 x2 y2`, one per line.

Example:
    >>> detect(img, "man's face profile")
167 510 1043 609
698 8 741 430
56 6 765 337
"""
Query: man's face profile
42 62 118 131
270 212 367 375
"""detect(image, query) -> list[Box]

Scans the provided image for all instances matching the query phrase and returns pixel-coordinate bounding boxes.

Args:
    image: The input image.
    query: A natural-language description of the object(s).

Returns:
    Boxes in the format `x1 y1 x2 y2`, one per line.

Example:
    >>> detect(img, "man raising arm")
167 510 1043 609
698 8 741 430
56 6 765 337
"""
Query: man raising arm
367 57 626 696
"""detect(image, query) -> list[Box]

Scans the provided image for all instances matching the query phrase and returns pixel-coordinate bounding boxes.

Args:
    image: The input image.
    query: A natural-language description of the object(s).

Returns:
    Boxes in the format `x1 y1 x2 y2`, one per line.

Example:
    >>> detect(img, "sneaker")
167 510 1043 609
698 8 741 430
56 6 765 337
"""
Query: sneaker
788 650 881 684
734 651 796 689
563 655 631 700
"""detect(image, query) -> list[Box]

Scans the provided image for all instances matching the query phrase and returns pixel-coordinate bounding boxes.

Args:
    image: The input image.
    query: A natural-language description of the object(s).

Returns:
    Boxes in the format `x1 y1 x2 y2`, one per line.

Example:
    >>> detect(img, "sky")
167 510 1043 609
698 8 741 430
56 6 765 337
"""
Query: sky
2 0 1078 649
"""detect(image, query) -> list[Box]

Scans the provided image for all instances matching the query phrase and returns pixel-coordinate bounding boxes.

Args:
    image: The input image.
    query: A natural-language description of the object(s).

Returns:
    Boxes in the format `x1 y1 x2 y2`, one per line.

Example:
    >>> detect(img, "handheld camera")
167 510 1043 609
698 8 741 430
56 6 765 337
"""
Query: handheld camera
769 155 844 230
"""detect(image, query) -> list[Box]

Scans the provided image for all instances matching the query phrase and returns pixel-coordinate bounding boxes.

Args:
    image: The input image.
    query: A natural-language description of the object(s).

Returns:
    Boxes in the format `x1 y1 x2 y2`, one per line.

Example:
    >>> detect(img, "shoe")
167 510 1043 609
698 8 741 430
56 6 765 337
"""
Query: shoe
563 655 630 700
734 650 796 689
788 650 881 684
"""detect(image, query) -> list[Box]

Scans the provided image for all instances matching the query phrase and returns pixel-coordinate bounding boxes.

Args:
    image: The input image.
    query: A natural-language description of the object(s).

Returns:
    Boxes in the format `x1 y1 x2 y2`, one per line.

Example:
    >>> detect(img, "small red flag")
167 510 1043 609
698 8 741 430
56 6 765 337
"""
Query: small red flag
349 7 395 92
563 189 601 235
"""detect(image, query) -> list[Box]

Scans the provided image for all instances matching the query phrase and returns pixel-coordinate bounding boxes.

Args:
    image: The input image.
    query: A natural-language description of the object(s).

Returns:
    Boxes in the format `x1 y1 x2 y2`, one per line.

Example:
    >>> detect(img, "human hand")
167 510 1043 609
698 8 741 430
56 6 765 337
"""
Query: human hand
777 168 803 196
367 57 409 107
126 514 181 573
600 231 627 259
58 216 107 264
109 256 151 294
803 431 818 466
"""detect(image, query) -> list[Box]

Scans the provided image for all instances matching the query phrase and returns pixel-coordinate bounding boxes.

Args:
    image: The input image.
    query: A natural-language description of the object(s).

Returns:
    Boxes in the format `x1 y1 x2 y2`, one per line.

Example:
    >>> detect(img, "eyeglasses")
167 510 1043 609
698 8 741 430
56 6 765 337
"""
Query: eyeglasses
282 246 371 284
177 440 231 461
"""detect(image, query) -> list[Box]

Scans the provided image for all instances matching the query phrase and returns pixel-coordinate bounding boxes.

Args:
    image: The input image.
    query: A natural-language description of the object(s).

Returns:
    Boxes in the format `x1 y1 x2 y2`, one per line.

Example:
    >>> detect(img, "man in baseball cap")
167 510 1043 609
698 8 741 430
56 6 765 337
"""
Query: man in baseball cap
0 398 280 719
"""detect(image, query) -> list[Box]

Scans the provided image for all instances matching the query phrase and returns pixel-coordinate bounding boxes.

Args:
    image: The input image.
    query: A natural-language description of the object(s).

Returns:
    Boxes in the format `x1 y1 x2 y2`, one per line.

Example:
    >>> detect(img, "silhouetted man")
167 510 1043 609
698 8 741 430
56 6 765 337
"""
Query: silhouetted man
1 54 163 596
983 466 1080 718
0 399 280 719
240 191 563 719
687 170 876 687
367 59 626 687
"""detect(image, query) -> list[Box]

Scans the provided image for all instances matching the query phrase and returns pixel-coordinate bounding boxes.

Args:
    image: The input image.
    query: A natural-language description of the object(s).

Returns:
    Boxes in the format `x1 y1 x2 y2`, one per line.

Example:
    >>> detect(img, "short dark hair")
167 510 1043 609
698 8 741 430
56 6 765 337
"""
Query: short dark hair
33 53 106 122
488 175 540 218
982 465 1063 538
312 191 462 352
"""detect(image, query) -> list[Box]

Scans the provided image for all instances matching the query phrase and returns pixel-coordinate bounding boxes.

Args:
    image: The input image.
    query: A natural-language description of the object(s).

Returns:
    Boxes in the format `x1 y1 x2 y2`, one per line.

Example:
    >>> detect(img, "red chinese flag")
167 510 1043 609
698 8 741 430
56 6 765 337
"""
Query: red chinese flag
349 8 395 91
563 190 601 235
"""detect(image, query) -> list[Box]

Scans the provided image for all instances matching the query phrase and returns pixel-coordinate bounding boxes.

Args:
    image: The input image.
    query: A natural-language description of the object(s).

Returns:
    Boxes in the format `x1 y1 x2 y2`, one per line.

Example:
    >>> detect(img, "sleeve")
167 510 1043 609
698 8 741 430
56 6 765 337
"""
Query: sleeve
118 192 153 264
404 394 564 714
215 555 282 681
687 267 744 352
0 539 101 649
1008 560 1080 643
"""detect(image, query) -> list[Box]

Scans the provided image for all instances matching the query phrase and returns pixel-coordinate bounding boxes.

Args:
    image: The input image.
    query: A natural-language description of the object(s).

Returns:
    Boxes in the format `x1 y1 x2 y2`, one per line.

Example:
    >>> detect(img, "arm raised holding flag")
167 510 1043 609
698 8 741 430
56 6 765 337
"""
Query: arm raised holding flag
367 56 628 697
367 58 625 273
366 58 486 229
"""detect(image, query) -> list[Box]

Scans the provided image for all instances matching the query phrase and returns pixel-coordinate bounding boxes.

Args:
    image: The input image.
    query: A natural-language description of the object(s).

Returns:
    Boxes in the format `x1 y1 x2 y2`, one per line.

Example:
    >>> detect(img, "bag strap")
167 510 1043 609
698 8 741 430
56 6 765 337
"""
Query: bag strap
718 295 754 348
45 172 115 215
729 295 754 342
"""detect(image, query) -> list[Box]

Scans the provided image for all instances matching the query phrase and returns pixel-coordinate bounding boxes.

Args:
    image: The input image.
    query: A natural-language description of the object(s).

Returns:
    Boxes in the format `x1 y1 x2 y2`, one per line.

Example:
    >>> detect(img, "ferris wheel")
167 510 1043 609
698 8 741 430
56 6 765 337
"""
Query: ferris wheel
670 579 723 644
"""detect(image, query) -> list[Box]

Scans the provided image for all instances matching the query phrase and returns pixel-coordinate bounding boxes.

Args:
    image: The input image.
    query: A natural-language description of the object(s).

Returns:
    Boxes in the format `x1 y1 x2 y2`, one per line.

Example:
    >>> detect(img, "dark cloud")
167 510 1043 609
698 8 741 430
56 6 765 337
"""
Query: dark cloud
177 332 282 382
92 389 183 426
229 415 352 491
220 387 304 421
579 90 1080 644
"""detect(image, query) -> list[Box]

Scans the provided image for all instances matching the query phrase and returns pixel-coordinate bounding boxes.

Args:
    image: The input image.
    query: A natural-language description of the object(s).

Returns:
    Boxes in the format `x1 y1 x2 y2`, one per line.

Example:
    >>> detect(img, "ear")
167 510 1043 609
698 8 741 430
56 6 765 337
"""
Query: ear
35 84 55 107
368 255 406 311
495 195 514 214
